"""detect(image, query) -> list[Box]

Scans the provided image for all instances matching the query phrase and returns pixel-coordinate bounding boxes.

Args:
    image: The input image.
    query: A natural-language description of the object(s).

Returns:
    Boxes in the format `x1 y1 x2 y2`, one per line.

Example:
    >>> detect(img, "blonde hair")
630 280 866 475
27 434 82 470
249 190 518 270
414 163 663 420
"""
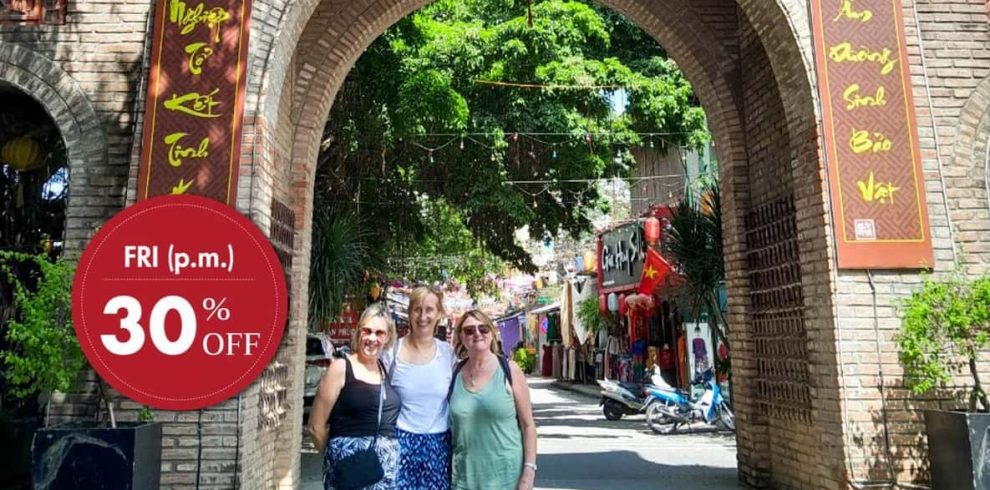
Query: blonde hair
349 302 397 352
452 309 501 359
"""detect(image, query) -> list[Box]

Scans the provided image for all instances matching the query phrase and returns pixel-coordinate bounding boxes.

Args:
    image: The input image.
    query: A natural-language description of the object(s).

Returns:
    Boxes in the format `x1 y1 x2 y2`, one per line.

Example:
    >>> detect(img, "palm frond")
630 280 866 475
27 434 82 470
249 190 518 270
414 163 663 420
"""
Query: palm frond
308 204 380 330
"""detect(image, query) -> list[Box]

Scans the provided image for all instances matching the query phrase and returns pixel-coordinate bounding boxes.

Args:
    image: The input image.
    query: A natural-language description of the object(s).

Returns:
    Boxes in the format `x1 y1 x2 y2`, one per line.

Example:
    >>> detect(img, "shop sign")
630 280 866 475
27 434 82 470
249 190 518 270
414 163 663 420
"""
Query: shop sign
597 220 646 293
137 0 252 205
811 0 933 268
326 302 359 343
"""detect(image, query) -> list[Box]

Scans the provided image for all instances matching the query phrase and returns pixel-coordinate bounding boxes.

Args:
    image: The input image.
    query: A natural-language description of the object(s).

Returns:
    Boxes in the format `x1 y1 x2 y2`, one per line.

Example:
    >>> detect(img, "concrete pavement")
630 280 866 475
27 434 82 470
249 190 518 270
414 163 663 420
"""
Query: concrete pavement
301 377 741 489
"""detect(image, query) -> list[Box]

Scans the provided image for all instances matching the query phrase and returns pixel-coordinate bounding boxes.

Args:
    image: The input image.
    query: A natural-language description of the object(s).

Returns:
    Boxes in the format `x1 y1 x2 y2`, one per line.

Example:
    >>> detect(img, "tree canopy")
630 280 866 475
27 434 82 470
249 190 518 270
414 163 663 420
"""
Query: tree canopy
311 0 709 315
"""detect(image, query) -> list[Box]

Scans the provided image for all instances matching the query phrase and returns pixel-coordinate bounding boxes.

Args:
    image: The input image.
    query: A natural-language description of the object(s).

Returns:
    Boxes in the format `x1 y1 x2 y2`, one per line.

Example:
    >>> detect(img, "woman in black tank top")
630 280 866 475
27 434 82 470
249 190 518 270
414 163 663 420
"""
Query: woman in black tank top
307 304 402 490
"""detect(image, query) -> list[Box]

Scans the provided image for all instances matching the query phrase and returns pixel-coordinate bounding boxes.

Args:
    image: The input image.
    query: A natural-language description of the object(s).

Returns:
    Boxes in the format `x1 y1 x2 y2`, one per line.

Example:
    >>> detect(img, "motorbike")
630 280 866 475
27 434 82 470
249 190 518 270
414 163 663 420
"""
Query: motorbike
597 369 665 421
643 368 735 434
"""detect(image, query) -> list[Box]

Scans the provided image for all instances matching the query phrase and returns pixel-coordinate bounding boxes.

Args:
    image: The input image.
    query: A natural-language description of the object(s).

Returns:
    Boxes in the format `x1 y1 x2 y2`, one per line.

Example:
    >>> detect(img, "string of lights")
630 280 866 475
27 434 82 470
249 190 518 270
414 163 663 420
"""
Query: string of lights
324 172 697 185
395 131 694 163
471 79 634 90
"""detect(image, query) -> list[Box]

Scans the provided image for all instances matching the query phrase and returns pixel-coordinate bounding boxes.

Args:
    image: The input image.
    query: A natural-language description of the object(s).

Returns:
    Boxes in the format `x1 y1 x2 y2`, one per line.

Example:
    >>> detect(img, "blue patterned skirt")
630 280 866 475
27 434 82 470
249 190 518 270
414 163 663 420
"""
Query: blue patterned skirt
395 429 451 490
323 435 400 490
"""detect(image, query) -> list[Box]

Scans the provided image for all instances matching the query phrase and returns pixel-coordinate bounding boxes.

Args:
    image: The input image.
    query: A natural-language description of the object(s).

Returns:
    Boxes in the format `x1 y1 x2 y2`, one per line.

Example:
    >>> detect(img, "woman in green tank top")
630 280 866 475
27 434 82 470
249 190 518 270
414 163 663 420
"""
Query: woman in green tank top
450 310 538 490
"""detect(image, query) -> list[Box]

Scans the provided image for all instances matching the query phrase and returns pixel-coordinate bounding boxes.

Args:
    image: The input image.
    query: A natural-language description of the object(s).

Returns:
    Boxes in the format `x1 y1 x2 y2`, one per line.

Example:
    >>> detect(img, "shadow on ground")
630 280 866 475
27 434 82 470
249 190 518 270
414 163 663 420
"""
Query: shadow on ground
535 450 739 490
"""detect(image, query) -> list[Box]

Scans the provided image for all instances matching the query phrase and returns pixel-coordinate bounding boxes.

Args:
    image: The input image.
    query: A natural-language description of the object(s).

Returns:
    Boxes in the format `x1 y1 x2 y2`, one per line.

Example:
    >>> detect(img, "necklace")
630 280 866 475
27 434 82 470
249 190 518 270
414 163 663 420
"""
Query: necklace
465 356 494 390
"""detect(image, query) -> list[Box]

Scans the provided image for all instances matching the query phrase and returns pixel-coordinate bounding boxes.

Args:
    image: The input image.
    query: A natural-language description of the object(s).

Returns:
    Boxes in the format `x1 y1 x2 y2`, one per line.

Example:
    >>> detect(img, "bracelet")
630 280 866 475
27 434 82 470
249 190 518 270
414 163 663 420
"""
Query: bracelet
523 462 538 472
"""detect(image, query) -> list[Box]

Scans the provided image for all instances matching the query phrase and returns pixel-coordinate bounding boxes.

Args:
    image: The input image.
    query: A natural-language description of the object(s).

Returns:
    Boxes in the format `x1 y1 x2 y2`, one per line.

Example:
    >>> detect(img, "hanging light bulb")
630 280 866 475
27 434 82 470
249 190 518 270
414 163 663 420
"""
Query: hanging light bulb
552 145 557 160
649 136 655 148
460 138 465 150
491 152 496 162
429 150 435 163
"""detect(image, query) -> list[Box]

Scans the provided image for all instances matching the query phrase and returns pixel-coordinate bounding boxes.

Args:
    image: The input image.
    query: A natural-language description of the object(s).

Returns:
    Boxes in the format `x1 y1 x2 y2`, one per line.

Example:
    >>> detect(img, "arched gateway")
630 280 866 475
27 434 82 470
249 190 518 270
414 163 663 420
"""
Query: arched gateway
1 0 985 488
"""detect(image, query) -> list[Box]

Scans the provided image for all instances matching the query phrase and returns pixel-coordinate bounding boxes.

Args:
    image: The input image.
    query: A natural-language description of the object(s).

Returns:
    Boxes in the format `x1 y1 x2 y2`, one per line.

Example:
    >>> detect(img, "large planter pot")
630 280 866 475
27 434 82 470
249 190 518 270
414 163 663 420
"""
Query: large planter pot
924 409 990 490
0 416 39 488
31 422 161 490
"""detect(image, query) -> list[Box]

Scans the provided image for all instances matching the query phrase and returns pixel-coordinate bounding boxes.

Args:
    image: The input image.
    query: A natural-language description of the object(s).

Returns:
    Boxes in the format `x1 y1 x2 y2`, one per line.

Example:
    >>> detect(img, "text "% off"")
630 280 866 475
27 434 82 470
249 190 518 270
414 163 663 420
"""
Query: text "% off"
102 295 260 357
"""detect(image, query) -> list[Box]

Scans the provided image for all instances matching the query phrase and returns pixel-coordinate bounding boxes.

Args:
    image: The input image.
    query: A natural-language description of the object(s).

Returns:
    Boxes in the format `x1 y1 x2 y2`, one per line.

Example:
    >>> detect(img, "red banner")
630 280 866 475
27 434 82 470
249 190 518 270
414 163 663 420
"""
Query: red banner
811 0 933 269
137 0 252 205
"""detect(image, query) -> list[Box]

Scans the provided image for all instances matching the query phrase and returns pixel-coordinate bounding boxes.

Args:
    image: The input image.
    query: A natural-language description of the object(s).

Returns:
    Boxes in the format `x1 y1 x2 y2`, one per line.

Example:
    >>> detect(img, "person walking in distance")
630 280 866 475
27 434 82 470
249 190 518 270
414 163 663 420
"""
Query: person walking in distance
308 303 401 490
382 286 457 489
449 310 538 490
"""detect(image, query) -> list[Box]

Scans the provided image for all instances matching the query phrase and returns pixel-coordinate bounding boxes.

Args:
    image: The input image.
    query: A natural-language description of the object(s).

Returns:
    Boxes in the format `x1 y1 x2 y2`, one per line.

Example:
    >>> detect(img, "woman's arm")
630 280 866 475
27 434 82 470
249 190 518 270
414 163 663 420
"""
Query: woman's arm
307 358 346 452
509 361 537 490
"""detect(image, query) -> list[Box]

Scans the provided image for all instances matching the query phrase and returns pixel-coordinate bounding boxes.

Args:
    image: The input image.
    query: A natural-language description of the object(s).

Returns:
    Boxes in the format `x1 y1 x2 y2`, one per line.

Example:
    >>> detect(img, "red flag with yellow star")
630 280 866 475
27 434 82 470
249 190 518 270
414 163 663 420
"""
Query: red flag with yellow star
638 248 674 294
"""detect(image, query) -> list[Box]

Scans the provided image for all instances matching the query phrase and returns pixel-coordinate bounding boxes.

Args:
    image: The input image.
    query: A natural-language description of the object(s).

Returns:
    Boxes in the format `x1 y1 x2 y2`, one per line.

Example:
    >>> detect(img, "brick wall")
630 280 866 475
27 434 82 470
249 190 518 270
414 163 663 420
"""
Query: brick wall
830 0 990 485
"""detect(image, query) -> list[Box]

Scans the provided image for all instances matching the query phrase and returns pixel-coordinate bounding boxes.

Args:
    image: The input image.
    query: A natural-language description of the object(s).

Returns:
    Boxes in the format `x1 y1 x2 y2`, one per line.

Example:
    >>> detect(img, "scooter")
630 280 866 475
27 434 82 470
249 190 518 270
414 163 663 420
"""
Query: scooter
597 369 665 421
643 368 735 434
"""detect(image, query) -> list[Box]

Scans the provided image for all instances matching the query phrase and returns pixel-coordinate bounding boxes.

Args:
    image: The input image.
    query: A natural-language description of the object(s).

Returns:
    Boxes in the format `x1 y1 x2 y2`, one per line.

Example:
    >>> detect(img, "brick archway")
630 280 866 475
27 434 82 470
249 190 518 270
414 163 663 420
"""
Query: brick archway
948 74 990 274
0 41 107 253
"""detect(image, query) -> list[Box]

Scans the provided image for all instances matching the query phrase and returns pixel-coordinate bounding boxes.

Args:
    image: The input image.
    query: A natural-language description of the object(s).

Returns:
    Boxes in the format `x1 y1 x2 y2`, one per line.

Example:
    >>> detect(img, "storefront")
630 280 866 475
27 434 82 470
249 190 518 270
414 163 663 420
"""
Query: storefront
593 218 702 388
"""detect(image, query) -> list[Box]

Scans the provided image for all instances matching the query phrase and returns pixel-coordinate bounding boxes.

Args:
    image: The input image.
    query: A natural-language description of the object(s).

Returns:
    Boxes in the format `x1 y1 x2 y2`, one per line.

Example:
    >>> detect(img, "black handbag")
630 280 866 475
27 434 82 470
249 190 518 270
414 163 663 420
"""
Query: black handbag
333 361 386 490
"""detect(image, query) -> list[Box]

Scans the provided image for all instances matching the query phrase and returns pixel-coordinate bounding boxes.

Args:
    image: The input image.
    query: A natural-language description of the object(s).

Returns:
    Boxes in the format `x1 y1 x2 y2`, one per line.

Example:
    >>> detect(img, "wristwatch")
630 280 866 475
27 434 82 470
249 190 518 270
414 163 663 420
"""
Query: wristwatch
523 462 538 472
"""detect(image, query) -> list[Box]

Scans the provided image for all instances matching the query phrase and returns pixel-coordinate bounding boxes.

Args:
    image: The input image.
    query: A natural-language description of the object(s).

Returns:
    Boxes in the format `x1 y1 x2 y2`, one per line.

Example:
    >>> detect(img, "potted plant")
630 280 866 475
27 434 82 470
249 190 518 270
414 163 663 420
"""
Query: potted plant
897 274 989 490
0 251 162 490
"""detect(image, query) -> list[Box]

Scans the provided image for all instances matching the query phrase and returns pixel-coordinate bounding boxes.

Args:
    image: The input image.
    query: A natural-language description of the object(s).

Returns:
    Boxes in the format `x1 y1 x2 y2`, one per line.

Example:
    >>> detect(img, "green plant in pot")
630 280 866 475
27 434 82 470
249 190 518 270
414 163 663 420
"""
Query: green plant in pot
897 274 989 490
0 251 84 413
0 251 162 490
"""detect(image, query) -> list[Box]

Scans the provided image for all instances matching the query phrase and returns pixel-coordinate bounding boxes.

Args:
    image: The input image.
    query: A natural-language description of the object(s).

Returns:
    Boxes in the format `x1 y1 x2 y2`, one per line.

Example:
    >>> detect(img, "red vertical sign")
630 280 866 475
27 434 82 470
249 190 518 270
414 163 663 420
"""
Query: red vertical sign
138 0 252 205
811 0 933 269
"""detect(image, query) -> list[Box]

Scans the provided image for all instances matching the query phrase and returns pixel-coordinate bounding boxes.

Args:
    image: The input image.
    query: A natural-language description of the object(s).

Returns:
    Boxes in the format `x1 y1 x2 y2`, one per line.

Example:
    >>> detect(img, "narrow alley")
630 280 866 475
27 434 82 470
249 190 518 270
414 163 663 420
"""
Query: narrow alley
301 378 739 490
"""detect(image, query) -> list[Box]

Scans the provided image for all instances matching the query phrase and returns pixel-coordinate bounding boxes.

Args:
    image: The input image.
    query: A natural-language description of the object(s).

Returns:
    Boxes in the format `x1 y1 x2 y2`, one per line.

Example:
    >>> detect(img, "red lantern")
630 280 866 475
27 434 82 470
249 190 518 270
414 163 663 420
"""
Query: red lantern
618 294 627 316
599 294 607 315
644 217 661 244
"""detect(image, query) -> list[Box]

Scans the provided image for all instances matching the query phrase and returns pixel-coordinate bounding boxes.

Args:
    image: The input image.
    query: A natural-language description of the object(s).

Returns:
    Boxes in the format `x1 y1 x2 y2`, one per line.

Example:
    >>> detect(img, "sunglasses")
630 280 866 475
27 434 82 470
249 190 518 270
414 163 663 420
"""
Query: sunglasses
461 324 491 336
360 327 388 339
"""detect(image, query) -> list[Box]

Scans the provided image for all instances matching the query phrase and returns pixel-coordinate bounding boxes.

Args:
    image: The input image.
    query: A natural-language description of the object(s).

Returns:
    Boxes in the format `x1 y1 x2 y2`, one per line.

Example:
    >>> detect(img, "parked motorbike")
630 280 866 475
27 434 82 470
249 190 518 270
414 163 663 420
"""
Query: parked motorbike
643 368 735 434
597 369 665 421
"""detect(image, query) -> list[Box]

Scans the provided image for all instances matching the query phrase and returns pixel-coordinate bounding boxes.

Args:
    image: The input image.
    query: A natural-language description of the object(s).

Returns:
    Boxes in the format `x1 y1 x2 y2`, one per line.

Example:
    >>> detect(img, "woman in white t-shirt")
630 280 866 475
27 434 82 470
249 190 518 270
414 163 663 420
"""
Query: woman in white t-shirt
382 286 456 489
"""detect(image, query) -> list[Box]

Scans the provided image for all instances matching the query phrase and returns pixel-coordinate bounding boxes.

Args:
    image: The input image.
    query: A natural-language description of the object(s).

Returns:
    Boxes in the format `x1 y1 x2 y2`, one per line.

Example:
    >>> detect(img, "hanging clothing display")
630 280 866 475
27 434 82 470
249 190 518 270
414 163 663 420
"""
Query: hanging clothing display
560 284 573 348
546 314 560 342
677 331 688 388
498 315 521 357
566 347 577 380
541 344 553 377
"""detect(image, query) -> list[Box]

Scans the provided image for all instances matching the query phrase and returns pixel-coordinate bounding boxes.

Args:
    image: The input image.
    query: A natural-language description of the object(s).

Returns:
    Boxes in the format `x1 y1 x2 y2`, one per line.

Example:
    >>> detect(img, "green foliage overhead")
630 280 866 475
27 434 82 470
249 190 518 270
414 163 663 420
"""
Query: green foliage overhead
0 252 83 399
388 198 504 296
897 275 990 411
316 0 710 280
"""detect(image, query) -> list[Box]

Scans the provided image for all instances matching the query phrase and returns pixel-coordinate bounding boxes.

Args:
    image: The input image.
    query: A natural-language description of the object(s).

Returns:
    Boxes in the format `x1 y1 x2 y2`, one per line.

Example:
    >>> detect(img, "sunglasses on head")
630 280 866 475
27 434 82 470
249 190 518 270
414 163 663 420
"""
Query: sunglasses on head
461 324 491 336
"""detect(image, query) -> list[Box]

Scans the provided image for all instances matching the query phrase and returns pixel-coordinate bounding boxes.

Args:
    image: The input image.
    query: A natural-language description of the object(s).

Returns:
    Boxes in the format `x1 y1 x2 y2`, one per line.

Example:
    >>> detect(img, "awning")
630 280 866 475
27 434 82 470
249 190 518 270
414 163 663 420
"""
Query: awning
528 302 561 315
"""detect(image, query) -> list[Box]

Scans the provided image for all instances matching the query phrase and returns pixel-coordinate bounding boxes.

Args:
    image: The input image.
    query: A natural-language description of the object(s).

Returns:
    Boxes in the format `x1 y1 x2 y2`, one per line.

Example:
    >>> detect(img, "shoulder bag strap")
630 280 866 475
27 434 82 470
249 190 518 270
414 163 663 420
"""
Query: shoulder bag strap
387 338 401 383
373 360 385 448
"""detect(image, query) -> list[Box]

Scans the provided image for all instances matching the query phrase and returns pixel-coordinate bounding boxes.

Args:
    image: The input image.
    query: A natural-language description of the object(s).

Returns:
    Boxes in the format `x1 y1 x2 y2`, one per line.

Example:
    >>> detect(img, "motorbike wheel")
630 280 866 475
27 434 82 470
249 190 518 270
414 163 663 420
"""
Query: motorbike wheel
645 402 675 434
602 400 625 421
717 403 736 431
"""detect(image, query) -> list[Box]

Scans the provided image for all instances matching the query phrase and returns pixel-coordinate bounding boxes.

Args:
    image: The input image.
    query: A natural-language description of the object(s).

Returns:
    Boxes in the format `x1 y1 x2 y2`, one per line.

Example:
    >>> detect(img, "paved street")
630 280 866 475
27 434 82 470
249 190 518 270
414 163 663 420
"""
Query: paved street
302 377 740 489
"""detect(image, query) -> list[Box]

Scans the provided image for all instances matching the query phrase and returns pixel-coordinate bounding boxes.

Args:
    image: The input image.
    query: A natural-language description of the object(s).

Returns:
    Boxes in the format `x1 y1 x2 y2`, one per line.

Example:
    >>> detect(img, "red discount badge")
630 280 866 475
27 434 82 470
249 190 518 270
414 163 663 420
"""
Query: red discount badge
73 195 287 410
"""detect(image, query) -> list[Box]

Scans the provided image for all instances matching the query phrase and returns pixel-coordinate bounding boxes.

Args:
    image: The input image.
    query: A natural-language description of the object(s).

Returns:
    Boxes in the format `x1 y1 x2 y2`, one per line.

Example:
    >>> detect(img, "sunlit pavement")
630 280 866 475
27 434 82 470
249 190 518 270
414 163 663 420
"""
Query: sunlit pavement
301 377 741 490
